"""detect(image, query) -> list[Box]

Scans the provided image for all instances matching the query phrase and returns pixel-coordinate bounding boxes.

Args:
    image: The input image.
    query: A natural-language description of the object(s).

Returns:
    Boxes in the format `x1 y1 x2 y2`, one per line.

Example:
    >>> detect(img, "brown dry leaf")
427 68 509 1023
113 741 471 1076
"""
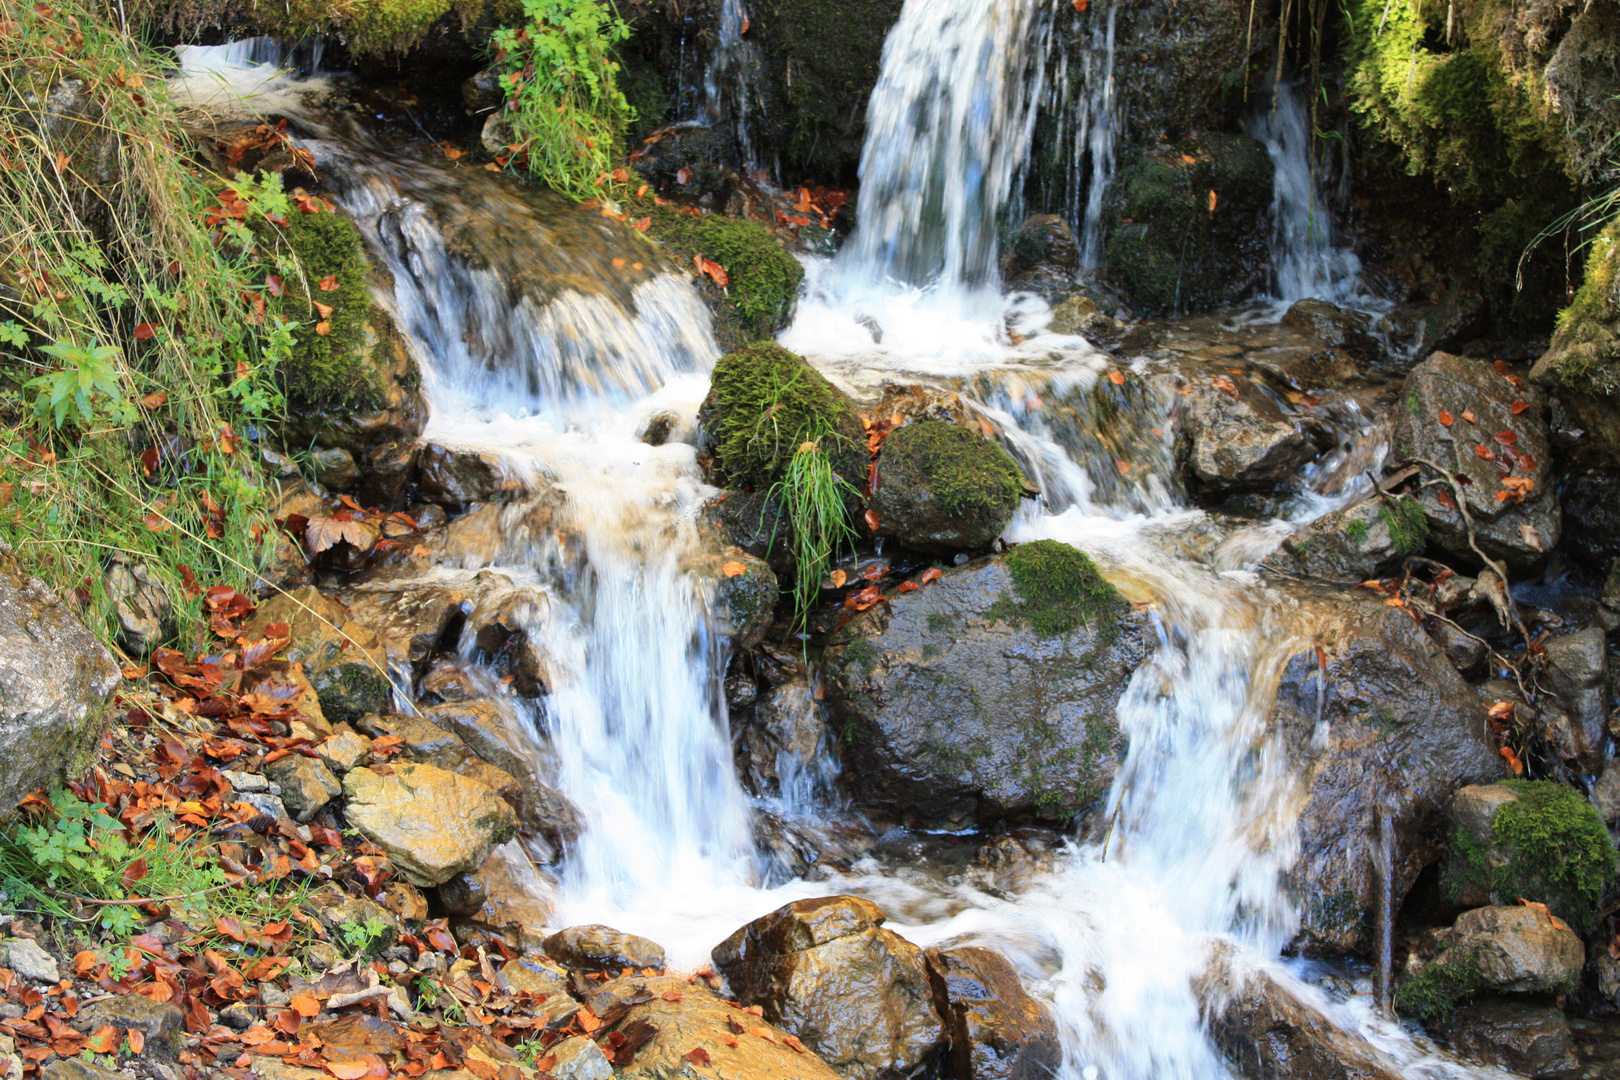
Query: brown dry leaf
304 514 379 554
1510 400 1529 415
750 1028 776 1044
782 1035 807 1054
721 561 747 578
864 509 881 531
126 1028 145 1055
1207 189 1218 213
682 1048 711 1067
290 992 320 1018
314 321 332 336
84 1026 119 1054
1474 445 1494 461
1461 409 1477 424
138 390 168 409
830 569 848 588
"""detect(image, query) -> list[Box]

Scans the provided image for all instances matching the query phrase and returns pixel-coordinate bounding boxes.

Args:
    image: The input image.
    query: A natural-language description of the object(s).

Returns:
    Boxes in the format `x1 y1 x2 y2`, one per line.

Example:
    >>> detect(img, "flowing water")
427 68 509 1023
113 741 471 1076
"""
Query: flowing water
177 9 1492 1077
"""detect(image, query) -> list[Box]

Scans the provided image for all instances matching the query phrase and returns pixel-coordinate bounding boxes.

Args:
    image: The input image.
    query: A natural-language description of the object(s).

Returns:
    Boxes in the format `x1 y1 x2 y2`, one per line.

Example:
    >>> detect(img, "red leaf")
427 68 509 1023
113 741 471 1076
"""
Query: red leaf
920 567 943 585
896 581 920 593
1510 400 1529 415
683 1048 711 1067
1474 445 1494 461
133 322 156 341
319 274 338 291
1437 411 1454 427
266 274 284 298
864 509 881 531
1494 430 1518 445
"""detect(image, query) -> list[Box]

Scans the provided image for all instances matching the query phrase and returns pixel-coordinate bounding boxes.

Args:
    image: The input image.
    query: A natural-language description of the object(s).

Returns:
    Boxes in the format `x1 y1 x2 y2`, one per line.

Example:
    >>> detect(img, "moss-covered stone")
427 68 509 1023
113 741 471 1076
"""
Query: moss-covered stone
704 342 864 491
870 419 1022 554
992 540 1125 638
267 209 386 411
1443 779 1615 931
646 207 804 339
1395 953 1482 1024
133 0 501 56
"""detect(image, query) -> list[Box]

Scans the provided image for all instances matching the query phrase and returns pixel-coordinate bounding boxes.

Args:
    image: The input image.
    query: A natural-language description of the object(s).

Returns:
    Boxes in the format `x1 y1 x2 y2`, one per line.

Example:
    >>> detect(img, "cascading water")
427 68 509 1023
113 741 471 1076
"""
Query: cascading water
701 0 771 175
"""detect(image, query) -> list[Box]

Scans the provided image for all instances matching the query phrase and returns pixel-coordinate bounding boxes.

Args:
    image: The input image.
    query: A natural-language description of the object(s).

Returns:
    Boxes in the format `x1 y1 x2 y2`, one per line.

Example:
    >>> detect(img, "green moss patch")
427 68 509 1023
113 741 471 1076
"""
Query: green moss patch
646 208 804 338
1395 954 1481 1024
705 342 864 491
993 540 1125 638
1380 498 1431 558
875 419 1022 551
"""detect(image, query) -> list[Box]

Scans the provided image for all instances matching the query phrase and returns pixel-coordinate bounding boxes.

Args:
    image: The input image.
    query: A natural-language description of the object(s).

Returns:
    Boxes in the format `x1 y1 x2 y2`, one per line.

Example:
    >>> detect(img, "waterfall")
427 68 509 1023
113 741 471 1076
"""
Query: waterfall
1250 82 1363 304
1074 0 1123 269
702 0 771 175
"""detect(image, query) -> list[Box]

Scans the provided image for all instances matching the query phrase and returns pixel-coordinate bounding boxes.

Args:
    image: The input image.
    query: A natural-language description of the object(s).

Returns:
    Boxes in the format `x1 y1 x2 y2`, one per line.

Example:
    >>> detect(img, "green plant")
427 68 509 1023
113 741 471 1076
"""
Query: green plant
706 342 865 491
1394 953 1481 1023
339 915 393 956
1379 497 1430 557
768 432 859 633
25 343 133 430
490 0 634 200
991 540 1125 637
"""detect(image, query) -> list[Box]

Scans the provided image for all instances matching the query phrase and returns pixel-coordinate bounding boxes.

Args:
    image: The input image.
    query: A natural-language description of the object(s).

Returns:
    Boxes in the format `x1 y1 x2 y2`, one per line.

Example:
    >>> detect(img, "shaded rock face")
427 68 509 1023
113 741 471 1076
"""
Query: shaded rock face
822 553 1152 829
713 896 942 1080
923 947 1060 1080
1278 301 1380 368
1443 997 1579 1079
0 551 120 813
1391 351 1559 570
340 763 516 886
1272 588 1505 954
1542 629 1609 763
1426 905 1584 994
1560 467 1620 571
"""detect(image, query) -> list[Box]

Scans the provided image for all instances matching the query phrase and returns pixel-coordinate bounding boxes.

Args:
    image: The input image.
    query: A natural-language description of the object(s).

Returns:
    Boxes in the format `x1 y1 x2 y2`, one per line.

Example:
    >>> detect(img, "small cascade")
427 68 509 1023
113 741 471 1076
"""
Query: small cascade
1250 82 1363 304
701 0 772 175
1074 0 1124 269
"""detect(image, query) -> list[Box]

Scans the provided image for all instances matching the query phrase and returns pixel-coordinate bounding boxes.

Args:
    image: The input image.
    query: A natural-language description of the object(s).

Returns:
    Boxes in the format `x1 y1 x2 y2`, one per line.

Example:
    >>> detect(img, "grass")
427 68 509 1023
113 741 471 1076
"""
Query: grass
0 0 304 654
768 429 859 633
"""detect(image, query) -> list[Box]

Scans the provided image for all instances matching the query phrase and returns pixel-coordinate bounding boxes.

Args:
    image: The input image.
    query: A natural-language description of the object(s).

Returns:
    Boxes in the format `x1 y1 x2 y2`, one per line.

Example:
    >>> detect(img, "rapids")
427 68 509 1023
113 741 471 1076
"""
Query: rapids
176 4 1501 1076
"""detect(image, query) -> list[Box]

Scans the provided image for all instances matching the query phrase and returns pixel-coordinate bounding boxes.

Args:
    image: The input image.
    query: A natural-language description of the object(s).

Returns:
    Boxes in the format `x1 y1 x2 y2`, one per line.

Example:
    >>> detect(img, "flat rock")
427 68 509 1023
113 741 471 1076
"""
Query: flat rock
3 938 59 982
1444 996 1579 1078
342 764 516 886
543 925 664 972
72 995 182 1057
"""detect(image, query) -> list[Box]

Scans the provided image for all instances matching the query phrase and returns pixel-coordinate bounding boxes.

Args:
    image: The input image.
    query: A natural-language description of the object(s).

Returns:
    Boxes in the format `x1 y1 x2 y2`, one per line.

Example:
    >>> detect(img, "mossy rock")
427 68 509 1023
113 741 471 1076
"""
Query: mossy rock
989 539 1126 638
703 342 864 491
645 207 804 339
870 419 1023 554
1532 223 1620 463
1442 780 1616 931
135 0 510 56
1101 134 1273 316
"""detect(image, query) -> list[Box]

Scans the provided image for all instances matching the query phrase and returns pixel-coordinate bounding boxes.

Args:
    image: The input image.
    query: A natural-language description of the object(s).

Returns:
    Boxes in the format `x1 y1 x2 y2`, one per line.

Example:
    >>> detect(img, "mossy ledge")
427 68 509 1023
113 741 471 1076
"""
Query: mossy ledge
704 341 865 491
991 539 1125 638
646 207 804 340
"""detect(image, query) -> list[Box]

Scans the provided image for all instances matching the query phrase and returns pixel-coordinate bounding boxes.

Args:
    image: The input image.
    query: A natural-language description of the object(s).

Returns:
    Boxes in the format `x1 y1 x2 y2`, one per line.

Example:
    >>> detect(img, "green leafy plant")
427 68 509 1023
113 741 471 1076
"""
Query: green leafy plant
339 915 393 957
25 343 132 429
490 0 634 200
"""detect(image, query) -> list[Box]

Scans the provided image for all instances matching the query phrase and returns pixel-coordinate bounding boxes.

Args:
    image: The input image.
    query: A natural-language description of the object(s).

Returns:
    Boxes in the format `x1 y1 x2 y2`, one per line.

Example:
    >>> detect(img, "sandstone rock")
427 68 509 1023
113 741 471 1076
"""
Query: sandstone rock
1444 997 1579 1078
597 972 844 1080
869 419 1025 555
713 896 942 1080
316 731 372 773
342 764 516 886
498 955 569 997
823 548 1150 828
543 925 664 972
1391 351 1559 570
73 994 183 1057
1430 905 1584 994
3 938 59 983
245 588 398 724
461 843 555 937
924 946 1059 1080
264 755 342 822
0 552 120 812
339 583 470 667
357 712 468 763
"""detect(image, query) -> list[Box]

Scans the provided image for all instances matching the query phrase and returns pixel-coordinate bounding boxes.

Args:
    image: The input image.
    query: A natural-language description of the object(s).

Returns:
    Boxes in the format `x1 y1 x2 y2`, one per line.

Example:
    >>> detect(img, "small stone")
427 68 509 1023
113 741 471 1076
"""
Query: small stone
73 995 182 1057
264 755 342 822
316 731 372 773
544 925 665 972
219 1002 255 1030
548 1037 611 1080
260 983 292 1009
3 938 59 982
40 1062 128 1080
500 956 569 997
223 769 269 793
237 792 289 821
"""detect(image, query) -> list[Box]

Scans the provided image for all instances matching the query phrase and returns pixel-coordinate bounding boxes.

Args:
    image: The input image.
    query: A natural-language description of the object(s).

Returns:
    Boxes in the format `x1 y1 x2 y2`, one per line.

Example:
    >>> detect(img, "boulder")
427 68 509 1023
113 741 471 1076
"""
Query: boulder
712 896 942 1080
0 552 120 813
1273 588 1507 954
823 543 1150 828
548 1037 611 1080
685 536 778 649
923 947 1060 1080
1403 905 1583 1007
1560 468 1620 571
1443 997 1579 1078
338 583 470 667
245 588 397 724
459 842 555 939
415 444 513 505
1391 351 1559 570
341 764 516 886
1177 368 1324 496
733 676 831 800
1439 781 1614 930
1271 496 1429 581
264 754 342 822
543 925 665 972
595 973 844 1080
870 419 1025 554
1542 629 1609 764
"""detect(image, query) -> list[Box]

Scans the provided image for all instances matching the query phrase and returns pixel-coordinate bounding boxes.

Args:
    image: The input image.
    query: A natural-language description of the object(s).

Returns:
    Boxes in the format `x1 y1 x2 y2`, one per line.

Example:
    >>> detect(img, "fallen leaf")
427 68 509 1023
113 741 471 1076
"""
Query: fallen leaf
290 993 320 1018
1474 444 1494 461
1437 411 1454 427
319 274 339 291
830 569 847 588
85 1026 119 1054
864 509 881 531
683 1048 711 1067
126 1028 144 1055
721 561 747 578
921 567 943 585
133 321 156 341
1106 369 1126 386
896 581 920 593
783 1035 806 1054
1500 745 1525 776
1115 460 1131 475
1207 189 1218 213
1510 400 1529 415
315 321 331 336
1462 409 1477 424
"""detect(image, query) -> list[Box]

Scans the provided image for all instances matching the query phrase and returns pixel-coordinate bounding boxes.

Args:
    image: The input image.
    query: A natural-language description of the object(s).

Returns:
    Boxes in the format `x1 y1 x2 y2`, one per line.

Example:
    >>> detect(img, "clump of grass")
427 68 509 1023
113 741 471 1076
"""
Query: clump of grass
706 342 864 491
769 429 859 633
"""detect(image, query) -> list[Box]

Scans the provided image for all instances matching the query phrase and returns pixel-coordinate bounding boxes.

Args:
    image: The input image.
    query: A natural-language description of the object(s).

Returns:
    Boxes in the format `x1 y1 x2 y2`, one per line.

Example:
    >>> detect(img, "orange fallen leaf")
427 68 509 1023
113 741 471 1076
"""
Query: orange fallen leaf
921 567 943 585
830 569 848 588
1462 409 1477 424
750 1028 776 1044
722 1036 739 1048
1500 745 1524 776
683 1048 711 1066
864 509 881 531
1106 369 1126 386
126 1029 144 1055
290 993 320 1018
1510 400 1529 415
133 322 156 341
1474 444 1493 461
612 258 626 269
318 274 339 291
783 1035 806 1054
896 581 920 593
85 1026 119 1054
1115 460 1131 475
1207 189 1218 213
315 321 331 336
1437 411 1454 427
721 561 747 578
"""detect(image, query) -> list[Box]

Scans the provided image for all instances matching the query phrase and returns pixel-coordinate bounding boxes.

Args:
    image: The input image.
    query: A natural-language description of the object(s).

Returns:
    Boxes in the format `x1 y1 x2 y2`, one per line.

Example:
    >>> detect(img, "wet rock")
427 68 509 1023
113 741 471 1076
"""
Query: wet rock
340 583 469 668
304 884 400 953
419 701 534 785
462 581 550 697
1177 368 1324 496
315 731 372 773
1443 996 1579 1078
597 972 844 1080
1594 767 1620 825
3 939 59 983
309 447 360 491
357 712 469 765
0 552 120 813
415 445 514 505
72 996 182 1058
627 123 735 202
1422 905 1584 994
257 477 320 595
687 538 777 649
704 490 792 574
437 872 487 917
460 68 502 113
924 946 1060 1080
1560 469 1620 572
1279 300 1379 367
734 677 829 799
103 557 169 658
1391 351 1559 570
548 1037 611 1080
1047 295 1102 336
823 545 1149 828
341 763 517 886
1005 215 1080 276
870 419 1025 554
419 663 476 704
264 754 342 822
1273 588 1507 954
1429 621 1488 676
1542 629 1609 764
498 955 569 997
543 925 664 972
713 896 942 1080
245 588 397 724
1271 496 1427 581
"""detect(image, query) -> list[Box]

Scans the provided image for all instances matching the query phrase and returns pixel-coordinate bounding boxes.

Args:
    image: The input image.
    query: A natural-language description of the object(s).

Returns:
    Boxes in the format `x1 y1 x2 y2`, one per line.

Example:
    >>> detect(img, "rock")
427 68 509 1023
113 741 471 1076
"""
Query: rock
1279 299 1379 366
1003 215 1079 296
499 955 569 997
309 447 359 490
543 925 664 973
3 938 59 983
1273 588 1507 954
315 731 372 773
1429 621 1488 676
73 995 183 1057
339 583 470 667
1542 629 1609 764
1439 781 1613 930
870 419 1025 554
264 755 342 822
357 712 468 764
1391 351 1559 570
1595 767 1620 824
236 792 290 821
1443 997 1579 1078
686 538 777 649
1271 496 1428 580
415 444 513 505
1177 368 1324 496
462 582 550 697
712 896 942 1080
438 872 487 916
224 770 270 794
0 1034 20 1080
548 1037 611 1080
734 677 831 800
103 557 169 657
823 543 1150 828
377 881 428 923
245 588 397 724
418 702 582 849
40 1062 129 1080
1560 468 1620 572
342 764 517 886
0 551 120 812
1047 295 1102 336
239 660 332 738
419 663 476 704
304 885 400 953
923 946 1060 1080
1453 904 1584 991
597 973 844 1080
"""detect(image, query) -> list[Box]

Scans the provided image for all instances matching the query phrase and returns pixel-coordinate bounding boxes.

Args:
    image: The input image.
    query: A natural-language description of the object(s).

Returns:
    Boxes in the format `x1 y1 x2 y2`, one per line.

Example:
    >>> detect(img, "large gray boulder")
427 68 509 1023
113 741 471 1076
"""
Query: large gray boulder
1391 351 1559 570
822 544 1152 828
0 549 120 813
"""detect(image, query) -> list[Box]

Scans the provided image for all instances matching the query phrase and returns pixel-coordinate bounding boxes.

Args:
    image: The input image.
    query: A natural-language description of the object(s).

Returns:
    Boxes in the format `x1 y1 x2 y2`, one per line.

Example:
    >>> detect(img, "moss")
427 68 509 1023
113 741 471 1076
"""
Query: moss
1490 779 1615 931
994 540 1125 638
842 636 877 674
1379 498 1431 558
1343 518 1371 548
136 0 477 55
705 342 864 490
874 419 1023 550
266 210 384 411
646 208 804 338
1540 224 1620 400
1395 954 1482 1024
926 611 952 633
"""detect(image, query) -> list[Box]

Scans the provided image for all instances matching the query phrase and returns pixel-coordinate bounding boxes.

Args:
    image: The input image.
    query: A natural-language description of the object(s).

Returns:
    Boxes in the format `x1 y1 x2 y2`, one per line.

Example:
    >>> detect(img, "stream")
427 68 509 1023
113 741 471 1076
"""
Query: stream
177 2 1507 1075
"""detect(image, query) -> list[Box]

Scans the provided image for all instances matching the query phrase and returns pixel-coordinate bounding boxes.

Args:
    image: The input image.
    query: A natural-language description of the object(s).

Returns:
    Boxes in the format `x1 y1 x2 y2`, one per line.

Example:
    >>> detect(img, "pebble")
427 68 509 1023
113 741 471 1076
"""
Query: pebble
3 938 59 983
236 792 290 821
223 770 270 793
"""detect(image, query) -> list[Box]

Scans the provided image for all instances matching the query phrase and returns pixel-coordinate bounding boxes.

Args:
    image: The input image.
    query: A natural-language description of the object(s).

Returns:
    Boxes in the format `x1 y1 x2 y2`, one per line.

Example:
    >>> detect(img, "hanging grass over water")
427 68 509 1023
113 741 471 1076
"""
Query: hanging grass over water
769 430 859 633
